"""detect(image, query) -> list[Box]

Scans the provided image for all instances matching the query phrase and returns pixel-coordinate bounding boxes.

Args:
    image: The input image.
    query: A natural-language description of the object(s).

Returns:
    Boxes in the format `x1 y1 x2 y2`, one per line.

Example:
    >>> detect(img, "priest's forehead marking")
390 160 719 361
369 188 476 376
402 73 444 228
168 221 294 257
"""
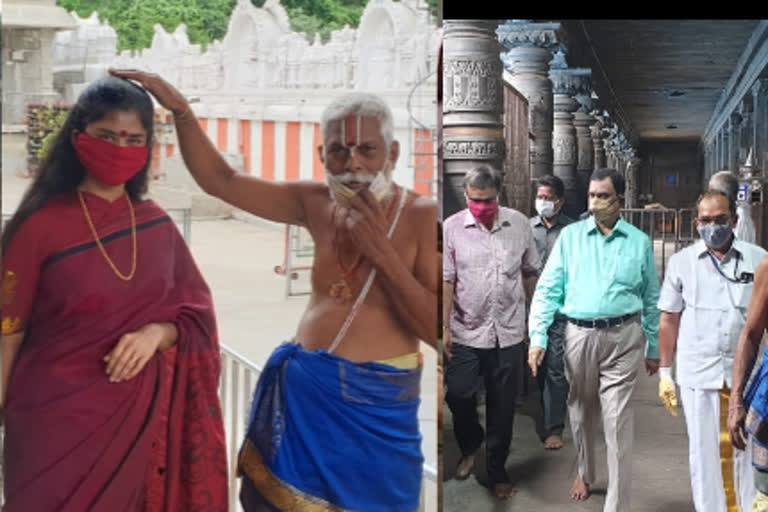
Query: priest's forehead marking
340 114 362 147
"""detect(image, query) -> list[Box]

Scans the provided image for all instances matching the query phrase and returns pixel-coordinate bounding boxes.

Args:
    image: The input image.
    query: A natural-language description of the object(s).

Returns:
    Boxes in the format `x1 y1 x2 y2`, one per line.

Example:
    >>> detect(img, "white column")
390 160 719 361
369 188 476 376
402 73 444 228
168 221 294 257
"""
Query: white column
250 120 262 179
299 122 315 181
274 121 287 182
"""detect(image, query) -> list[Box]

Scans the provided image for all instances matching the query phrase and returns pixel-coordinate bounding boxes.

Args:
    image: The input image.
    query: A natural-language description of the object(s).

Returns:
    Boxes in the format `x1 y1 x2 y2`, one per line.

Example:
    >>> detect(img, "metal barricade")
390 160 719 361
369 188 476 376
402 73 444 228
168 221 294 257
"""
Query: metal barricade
220 346 437 512
274 224 314 297
676 208 699 251
166 207 192 244
621 208 678 279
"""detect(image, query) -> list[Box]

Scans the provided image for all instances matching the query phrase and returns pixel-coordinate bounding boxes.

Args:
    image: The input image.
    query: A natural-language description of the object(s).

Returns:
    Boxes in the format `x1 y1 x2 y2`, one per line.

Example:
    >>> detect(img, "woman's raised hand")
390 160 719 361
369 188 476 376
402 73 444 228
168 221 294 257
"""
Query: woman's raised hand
108 69 191 117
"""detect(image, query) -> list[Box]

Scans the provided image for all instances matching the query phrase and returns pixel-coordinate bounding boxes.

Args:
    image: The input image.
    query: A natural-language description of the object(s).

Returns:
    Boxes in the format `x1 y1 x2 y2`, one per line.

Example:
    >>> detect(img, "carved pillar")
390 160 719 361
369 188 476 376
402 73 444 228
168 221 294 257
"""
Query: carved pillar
626 156 640 208
498 21 563 191
739 96 754 164
573 86 595 218
591 123 605 169
443 20 505 218
729 113 741 171
605 138 616 169
550 66 589 219
714 131 721 171
752 78 768 170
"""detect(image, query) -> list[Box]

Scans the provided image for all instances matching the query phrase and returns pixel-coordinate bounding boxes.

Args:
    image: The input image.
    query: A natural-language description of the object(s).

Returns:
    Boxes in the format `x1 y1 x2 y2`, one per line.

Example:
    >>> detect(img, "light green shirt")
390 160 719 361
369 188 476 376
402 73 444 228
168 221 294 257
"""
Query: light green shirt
528 216 661 359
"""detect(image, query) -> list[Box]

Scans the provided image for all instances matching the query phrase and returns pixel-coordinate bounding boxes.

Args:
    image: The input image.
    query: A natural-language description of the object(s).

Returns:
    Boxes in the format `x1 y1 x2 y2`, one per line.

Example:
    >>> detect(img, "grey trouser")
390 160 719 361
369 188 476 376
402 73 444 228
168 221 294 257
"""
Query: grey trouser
564 316 644 512
537 315 569 438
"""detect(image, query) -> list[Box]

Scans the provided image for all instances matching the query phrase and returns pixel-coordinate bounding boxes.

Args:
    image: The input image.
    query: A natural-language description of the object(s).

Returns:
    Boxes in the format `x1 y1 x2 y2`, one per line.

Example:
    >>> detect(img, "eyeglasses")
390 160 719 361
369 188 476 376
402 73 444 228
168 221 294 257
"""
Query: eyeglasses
466 196 497 204
696 215 731 225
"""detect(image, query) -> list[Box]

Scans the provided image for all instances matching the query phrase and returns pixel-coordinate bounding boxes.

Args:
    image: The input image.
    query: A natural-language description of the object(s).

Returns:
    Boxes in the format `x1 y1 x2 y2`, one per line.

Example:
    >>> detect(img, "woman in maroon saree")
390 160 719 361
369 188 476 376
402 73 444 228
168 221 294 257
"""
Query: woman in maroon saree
0 77 227 511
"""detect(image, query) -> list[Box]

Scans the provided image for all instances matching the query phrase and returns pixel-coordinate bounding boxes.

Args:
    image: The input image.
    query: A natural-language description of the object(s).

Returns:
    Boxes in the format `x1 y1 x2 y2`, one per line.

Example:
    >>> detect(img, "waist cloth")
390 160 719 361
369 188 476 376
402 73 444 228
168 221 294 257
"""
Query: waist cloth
743 355 768 469
237 341 424 512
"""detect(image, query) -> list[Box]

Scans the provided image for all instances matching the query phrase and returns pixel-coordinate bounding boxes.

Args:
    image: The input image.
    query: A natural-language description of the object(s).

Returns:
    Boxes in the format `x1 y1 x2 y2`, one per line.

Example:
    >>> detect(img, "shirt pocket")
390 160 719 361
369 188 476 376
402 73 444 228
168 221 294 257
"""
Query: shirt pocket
612 255 642 290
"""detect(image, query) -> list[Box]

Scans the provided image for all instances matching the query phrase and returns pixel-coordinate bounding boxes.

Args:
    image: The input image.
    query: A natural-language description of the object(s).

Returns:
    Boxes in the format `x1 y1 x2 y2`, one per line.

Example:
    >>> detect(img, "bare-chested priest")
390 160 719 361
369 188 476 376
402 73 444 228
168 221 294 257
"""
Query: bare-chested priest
110 70 437 512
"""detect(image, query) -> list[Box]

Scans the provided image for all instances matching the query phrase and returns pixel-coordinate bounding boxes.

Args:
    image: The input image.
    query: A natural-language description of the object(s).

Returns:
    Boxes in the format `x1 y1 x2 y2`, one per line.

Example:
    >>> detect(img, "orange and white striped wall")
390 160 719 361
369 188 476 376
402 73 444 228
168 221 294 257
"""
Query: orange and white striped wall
157 115 435 199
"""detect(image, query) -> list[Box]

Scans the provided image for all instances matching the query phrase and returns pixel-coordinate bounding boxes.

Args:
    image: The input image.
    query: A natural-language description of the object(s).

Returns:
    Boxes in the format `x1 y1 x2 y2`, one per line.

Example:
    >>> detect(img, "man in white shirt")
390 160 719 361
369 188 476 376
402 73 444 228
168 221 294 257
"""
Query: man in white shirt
658 191 766 511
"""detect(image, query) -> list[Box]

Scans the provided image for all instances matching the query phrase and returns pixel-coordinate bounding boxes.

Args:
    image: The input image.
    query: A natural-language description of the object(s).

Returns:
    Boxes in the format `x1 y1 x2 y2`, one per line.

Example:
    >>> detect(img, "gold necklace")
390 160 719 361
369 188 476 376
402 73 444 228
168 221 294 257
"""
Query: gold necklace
78 190 137 281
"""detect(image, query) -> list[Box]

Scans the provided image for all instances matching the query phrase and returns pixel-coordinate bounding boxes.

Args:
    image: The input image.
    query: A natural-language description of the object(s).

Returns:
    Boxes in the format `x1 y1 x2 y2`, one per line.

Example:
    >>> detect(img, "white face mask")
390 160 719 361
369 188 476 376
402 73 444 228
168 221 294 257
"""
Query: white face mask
535 198 557 218
326 161 394 207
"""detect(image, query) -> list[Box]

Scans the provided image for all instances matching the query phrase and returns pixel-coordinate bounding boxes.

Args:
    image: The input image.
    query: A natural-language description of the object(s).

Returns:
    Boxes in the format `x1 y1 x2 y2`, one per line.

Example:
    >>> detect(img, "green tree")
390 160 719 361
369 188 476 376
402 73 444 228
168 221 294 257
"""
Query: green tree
57 0 436 51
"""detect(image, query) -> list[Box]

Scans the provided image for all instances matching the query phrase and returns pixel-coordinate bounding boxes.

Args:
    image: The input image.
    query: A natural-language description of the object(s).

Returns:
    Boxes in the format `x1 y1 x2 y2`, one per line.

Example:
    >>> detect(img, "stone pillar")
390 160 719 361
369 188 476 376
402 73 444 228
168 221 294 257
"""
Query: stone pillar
729 113 741 171
498 21 563 189
550 67 590 219
443 20 505 218
626 156 641 208
573 85 595 218
752 78 768 170
605 138 617 169
714 131 721 171
591 120 606 170
739 96 753 164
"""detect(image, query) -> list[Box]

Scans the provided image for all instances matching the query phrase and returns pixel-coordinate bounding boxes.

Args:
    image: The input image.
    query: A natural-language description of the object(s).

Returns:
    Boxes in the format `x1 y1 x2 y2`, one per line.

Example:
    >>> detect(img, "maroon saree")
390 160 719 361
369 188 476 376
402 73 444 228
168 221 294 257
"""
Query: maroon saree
1 191 227 511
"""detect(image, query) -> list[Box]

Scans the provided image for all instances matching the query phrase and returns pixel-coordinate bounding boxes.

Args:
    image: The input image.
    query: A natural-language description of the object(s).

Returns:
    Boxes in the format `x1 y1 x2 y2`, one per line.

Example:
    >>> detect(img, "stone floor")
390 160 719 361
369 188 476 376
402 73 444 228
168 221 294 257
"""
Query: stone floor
442 368 696 511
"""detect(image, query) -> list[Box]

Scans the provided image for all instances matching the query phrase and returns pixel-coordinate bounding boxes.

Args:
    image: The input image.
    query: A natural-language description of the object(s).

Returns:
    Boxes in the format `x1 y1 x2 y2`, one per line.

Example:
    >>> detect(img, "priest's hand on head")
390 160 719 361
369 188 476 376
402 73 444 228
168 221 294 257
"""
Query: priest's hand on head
108 69 192 120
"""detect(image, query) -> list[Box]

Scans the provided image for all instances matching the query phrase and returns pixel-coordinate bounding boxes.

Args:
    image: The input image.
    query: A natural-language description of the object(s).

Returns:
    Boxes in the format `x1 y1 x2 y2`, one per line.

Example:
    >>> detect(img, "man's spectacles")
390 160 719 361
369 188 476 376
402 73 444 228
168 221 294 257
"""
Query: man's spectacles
466 196 497 204
696 214 731 225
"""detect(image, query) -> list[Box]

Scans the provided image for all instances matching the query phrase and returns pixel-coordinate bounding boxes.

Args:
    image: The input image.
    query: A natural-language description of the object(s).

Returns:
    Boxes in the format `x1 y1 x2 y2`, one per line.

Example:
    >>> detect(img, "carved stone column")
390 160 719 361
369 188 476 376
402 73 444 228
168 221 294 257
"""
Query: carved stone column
498 21 563 189
591 111 607 170
573 83 595 218
739 96 753 164
550 66 589 219
625 156 641 209
730 112 743 171
443 20 505 218
752 78 768 170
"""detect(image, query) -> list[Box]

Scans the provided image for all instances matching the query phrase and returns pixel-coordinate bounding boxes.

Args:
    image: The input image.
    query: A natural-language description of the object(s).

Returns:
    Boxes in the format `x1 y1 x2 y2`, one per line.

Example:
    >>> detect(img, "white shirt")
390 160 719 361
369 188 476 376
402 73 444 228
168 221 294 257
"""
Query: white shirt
658 239 768 389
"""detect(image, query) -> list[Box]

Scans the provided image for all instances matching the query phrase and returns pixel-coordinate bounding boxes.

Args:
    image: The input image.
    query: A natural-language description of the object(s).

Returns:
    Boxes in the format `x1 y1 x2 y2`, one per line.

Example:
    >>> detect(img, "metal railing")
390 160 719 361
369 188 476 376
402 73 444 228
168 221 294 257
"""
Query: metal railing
274 224 314 297
219 346 437 511
619 208 700 280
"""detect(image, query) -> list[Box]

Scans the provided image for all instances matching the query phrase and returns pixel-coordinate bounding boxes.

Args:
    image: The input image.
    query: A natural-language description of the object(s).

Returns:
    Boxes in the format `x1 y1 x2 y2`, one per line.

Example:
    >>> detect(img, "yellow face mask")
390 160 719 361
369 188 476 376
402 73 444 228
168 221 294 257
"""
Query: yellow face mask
589 197 621 224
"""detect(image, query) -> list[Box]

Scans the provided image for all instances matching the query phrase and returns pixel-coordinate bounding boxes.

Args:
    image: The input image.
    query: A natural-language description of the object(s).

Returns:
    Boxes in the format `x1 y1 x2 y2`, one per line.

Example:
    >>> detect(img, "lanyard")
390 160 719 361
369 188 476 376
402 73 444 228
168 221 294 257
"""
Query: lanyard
707 250 748 284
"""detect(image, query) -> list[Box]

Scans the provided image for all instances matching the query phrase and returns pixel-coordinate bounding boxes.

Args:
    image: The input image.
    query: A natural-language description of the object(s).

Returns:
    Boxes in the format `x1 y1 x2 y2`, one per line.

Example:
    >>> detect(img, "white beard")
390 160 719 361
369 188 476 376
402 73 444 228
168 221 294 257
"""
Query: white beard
325 161 394 206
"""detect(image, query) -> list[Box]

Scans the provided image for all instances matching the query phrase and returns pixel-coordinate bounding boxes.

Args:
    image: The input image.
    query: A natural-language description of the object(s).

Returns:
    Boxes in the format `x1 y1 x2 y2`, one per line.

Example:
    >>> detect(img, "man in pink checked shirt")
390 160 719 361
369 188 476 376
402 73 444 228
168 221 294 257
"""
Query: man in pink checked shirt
442 164 542 500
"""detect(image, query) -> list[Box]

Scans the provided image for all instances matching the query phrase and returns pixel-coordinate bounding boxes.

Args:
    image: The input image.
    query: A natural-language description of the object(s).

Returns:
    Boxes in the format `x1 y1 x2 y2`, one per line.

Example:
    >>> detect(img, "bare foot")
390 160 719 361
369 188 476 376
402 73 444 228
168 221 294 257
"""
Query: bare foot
544 435 564 450
569 477 590 501
494 483 517 499
455 454 475 480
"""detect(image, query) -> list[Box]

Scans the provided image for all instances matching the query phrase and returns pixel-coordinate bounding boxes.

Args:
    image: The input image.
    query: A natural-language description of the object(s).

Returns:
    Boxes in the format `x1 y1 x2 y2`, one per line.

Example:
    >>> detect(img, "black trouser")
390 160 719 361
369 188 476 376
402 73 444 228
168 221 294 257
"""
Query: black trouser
536 315 569 438
445 340 524 486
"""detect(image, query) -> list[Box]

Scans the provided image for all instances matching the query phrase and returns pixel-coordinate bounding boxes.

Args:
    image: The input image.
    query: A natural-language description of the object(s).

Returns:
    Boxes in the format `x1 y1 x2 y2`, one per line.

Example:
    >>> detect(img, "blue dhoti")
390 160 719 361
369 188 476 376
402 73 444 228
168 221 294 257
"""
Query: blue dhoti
237 342 424 512
744 355 768 470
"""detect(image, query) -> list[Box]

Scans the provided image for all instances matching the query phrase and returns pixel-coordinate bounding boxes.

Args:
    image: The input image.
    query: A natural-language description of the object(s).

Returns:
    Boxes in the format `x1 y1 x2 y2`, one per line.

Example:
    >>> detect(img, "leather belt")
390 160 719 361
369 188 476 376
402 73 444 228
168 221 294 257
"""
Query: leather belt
566 313 638 329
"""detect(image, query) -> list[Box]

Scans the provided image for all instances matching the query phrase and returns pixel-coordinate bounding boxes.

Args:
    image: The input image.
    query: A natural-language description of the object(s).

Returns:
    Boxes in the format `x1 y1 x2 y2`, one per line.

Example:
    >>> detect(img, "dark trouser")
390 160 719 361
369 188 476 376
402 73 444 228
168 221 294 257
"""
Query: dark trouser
536 315 569 438
445 340 524 486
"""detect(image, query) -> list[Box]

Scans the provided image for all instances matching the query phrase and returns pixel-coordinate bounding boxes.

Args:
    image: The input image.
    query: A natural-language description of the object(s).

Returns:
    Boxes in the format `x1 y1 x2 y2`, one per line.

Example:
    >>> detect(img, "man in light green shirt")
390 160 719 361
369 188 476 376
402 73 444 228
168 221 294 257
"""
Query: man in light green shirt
527 168 661 512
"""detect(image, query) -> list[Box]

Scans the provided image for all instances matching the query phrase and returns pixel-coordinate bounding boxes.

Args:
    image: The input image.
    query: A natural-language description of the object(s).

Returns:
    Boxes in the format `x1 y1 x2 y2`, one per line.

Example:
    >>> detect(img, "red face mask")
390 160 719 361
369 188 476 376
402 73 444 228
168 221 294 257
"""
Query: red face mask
74 132 149 186
468 199 498 227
